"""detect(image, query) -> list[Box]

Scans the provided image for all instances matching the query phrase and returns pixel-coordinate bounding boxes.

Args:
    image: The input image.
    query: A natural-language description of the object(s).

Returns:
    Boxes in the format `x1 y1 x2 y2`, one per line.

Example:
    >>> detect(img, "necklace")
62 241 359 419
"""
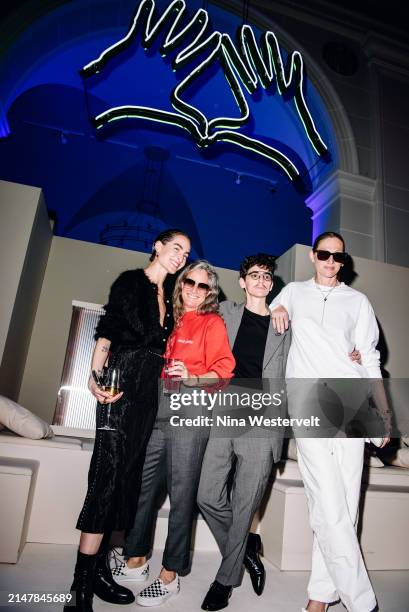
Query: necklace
314 281 339 324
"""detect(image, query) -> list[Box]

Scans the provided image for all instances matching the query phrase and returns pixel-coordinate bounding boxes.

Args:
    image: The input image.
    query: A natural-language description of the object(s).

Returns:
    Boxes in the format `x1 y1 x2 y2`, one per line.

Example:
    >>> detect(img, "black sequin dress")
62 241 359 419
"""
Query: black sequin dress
76 269 173 533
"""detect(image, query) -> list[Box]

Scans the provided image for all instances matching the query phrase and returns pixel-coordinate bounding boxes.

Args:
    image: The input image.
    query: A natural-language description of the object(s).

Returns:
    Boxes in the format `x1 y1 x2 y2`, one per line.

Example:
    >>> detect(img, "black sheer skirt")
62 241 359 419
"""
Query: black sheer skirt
76 348 163 533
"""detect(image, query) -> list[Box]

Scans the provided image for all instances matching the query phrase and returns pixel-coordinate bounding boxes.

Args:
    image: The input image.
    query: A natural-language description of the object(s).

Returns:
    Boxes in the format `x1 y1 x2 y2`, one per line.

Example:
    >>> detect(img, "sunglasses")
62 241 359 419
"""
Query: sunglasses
314 250 347 264
183 277 210 292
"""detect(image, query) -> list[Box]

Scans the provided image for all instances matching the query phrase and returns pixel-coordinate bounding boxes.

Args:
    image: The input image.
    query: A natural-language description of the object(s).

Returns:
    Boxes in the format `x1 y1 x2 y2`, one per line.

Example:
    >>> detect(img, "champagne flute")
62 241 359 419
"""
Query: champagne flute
97 366 121 431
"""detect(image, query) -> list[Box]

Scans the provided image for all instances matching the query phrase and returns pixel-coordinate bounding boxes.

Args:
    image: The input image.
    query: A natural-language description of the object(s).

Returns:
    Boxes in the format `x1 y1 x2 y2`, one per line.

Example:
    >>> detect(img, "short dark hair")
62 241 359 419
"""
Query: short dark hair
313 231 345 252
239 253 276 279
150 228 190 261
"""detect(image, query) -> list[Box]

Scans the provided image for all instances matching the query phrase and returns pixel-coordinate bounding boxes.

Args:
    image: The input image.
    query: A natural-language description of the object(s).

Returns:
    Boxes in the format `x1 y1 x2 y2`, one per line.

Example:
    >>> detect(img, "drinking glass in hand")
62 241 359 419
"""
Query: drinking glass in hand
163 358 181 394
97 366 121 431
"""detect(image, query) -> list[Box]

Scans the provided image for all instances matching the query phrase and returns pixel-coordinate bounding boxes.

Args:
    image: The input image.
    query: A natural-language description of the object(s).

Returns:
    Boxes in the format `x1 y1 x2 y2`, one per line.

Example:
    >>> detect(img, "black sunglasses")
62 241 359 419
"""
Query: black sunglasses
183 277 210 291
314 249 347 264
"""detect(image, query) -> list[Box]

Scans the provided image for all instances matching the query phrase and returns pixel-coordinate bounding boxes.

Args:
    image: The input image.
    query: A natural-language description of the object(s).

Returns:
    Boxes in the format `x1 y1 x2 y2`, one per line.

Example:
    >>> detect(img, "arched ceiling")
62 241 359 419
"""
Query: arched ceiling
0 0 342 266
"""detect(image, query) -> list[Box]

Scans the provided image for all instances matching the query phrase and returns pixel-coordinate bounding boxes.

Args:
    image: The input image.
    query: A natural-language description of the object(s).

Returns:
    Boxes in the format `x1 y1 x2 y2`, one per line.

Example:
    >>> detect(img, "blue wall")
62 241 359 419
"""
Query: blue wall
0 0 337 268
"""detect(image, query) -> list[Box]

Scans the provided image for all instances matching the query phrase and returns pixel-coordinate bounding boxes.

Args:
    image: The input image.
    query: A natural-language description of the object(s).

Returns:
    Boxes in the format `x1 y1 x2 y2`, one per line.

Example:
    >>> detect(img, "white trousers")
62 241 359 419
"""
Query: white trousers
296 438 376 612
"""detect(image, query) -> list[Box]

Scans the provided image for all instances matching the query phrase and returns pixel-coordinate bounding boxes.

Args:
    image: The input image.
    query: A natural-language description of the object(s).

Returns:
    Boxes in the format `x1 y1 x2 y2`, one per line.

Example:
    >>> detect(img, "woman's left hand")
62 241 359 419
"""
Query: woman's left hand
166 360 190 380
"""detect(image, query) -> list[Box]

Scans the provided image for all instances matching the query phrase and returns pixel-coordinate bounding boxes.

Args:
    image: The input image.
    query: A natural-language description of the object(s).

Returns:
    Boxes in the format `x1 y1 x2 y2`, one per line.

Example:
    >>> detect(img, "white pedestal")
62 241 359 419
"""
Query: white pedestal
261 479 311 570
0 459 33 563
0 433 92 545
261 463 409 570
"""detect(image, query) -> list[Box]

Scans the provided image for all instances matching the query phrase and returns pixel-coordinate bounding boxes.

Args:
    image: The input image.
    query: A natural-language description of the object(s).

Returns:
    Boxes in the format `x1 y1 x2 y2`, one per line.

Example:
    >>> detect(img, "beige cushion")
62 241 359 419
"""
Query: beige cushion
0 395 53 439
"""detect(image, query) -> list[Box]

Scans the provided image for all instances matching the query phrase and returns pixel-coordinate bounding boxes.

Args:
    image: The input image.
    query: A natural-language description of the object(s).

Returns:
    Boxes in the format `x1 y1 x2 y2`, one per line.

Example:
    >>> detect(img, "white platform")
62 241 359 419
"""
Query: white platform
1 430 409 572
0 458 34 562
0 432 91 545
2 544 409 612
262 461 409 570
0 431 217 550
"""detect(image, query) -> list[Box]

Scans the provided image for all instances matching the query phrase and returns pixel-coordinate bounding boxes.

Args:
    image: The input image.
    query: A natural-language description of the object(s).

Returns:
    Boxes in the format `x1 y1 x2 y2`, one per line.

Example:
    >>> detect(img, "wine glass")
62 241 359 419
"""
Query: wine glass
97 366 121 431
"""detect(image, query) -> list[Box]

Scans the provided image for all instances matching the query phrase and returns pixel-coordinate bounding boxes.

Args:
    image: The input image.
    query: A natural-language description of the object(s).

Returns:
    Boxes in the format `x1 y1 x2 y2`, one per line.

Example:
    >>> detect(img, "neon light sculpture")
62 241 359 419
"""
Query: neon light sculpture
81 0 328 180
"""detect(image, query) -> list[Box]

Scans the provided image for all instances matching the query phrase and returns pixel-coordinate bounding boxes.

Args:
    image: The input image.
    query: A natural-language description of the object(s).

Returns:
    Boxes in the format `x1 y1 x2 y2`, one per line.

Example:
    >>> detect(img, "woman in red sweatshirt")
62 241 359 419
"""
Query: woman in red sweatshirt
113 260 235 607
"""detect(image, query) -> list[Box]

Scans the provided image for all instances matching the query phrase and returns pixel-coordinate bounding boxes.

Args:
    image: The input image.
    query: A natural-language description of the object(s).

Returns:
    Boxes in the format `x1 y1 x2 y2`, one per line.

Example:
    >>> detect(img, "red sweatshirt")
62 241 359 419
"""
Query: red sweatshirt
164 311 235 379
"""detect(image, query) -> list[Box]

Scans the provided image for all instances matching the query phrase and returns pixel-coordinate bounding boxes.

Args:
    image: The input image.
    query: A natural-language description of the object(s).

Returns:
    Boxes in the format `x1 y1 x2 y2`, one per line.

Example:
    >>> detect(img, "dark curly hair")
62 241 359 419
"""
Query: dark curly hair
239 253 276 279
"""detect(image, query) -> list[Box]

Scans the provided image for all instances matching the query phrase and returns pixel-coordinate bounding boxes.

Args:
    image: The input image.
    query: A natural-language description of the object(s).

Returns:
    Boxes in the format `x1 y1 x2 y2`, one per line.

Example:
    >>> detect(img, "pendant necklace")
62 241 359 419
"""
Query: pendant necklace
315 281 339 324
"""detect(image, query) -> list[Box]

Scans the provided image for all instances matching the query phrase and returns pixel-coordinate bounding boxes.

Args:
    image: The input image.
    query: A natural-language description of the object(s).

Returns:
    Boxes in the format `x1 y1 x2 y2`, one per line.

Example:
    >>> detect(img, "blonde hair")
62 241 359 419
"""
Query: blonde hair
173 260 219 325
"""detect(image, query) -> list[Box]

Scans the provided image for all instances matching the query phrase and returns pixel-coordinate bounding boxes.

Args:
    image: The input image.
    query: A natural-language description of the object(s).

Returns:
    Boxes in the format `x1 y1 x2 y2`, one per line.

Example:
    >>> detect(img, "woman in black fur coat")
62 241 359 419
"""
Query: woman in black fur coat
65 229 191 612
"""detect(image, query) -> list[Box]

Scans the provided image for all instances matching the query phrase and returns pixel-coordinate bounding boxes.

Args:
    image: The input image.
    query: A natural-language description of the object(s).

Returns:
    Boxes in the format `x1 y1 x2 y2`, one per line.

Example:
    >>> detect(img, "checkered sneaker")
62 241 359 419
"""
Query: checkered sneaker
109 547 149 582
136 576 180 607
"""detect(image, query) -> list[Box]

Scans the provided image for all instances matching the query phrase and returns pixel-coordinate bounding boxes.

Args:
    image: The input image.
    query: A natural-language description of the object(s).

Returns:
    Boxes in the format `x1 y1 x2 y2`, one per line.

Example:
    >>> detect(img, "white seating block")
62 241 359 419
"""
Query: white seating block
1 432 409 571
261 461 409 570
0 432 91 545
0 458 33 563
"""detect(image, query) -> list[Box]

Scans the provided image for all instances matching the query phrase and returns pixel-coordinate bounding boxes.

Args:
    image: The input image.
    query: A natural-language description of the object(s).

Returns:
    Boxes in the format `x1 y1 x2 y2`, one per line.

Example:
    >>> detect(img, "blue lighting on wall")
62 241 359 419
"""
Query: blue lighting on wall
0 0 338 268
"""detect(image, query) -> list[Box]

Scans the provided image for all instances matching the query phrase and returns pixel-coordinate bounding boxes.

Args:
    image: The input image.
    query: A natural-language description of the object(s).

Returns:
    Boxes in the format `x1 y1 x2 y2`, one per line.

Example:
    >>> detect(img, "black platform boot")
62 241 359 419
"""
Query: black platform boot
93 549 135 605
64 551 97 611
243 533 265 596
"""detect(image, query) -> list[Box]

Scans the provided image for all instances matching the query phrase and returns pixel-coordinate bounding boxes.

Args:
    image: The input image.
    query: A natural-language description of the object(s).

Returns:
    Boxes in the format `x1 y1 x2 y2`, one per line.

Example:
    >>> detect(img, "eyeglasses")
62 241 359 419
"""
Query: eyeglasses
314 250 347 264
246 272 273 282
183 277 210 292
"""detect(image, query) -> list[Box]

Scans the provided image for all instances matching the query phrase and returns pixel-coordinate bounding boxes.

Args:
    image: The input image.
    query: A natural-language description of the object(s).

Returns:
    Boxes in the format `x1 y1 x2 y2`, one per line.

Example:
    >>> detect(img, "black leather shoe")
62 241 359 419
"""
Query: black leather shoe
93 551 135 604
64 551 97 611
201 581 233 611
244 533 265 596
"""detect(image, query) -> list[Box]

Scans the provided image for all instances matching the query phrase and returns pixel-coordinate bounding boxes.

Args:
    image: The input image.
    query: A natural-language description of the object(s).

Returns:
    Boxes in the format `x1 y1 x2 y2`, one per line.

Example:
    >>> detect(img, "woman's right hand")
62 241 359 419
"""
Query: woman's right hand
88 377 123 404
165 360 189 380
270 305 289 334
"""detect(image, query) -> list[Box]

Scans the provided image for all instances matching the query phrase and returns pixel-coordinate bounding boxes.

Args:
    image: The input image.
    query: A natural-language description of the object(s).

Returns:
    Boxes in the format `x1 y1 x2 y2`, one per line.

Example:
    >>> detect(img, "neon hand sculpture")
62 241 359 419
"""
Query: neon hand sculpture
80 0 328 181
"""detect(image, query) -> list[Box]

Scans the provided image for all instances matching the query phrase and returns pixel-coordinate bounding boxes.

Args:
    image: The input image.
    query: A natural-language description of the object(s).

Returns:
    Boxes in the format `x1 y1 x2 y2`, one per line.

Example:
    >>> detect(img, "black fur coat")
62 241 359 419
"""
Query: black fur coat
95 268 173 351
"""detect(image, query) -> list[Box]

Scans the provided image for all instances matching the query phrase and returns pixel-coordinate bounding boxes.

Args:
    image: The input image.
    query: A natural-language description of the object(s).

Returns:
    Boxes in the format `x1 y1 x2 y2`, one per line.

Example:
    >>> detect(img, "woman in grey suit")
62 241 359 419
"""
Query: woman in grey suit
198 254 291 611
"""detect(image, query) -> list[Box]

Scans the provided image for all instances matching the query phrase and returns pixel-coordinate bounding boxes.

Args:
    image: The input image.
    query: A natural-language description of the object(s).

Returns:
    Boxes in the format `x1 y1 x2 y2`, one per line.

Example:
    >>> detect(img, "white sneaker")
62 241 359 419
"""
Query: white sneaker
113 560 149 582
136 575 180 607
109 547 149 582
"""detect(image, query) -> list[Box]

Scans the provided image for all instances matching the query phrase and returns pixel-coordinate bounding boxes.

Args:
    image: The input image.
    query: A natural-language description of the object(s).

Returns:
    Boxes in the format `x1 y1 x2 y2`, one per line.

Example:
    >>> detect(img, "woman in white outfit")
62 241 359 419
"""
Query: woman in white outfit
270 231 390 612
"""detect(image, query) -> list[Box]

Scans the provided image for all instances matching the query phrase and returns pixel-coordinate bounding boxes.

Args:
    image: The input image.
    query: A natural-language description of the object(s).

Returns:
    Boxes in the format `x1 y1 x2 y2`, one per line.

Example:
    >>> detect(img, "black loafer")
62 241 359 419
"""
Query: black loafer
244 533 265 596
93 551 135 604
201 581 233 611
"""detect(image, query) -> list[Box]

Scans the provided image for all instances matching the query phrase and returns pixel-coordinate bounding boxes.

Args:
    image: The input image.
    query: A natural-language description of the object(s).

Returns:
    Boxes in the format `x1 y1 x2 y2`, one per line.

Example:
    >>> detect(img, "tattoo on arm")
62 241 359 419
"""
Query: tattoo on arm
101 345 110 353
